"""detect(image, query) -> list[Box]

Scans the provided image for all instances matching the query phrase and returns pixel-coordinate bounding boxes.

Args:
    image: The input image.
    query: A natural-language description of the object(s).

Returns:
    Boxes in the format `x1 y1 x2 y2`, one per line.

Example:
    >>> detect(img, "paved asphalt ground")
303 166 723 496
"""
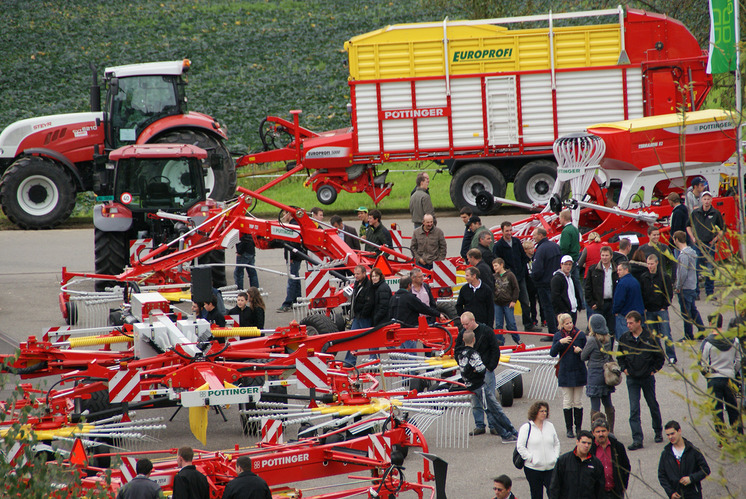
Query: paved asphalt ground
0 209 743 498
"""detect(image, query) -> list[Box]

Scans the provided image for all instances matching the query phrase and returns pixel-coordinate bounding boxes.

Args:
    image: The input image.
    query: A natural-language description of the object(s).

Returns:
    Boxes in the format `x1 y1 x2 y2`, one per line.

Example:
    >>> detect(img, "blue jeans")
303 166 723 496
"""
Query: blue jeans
234 252 259 290
614 314 628 341
494 304 520 345
344 317 372 366
535 284 557 333
646 309 676 361
281 260 302 307
626 374 662 444
678 289 704 340
471 370 516 438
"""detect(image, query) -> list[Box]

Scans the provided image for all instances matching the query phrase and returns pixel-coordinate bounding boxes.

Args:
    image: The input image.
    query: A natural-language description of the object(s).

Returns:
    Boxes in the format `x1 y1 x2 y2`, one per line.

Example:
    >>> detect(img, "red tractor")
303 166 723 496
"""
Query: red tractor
0 59 236 229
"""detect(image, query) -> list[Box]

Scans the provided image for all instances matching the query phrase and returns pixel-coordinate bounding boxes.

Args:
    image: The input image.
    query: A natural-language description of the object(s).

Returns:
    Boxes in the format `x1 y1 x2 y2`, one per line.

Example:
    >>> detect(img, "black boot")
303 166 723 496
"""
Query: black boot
563 408 575 438
574 407 583 438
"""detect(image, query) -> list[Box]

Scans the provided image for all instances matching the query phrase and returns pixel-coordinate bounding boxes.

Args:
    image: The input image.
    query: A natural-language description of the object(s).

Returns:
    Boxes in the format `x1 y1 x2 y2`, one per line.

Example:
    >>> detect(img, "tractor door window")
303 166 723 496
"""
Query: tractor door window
111 76 179 145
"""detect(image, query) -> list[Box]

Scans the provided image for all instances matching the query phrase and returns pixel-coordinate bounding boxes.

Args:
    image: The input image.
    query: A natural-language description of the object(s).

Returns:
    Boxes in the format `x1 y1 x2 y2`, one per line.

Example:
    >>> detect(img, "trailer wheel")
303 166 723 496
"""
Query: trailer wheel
436 301 461 330
154 130 236 201
316 184 338 205
513 159 568 206
498 382 514 407
94 229 129 292
300 313 338 336
449 162 506 215
512 374 524 399
0 156 77 229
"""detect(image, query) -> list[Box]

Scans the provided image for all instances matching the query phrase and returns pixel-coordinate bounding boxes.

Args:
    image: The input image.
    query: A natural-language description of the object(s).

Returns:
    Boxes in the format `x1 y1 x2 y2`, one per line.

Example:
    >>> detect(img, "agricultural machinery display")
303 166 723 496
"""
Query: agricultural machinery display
0 59 236 229
238 7 713 213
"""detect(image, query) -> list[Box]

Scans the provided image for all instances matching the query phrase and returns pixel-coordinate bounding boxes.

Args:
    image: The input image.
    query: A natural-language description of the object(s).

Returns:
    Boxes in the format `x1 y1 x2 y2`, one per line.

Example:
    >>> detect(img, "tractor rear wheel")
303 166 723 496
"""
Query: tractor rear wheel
0 156 76 229
94 229 129 292
154 130 236 201
449 162 506 215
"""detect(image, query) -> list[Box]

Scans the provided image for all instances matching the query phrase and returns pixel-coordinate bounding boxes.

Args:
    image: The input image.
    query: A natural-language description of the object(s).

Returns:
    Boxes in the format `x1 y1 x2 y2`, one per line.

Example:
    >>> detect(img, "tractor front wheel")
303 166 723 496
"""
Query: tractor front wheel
0 156 76 229
154 130 236 201
94 229 129 292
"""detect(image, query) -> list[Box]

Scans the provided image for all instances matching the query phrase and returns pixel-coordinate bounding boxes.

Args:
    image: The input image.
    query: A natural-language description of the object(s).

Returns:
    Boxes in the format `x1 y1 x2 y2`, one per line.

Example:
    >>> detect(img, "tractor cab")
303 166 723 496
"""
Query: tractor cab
107 143 208 212
103 60 190 149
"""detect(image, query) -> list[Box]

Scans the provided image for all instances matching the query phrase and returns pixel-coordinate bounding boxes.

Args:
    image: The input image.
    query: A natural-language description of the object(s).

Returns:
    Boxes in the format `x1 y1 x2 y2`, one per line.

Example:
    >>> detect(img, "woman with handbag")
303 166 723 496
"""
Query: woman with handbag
550 313 587 438
581 314 618 433
516 401 560 499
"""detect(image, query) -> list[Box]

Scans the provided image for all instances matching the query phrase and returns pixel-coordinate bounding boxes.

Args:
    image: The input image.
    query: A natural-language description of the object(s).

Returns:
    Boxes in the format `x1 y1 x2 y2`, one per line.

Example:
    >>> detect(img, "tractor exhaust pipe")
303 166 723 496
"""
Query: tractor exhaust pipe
89 62 101 112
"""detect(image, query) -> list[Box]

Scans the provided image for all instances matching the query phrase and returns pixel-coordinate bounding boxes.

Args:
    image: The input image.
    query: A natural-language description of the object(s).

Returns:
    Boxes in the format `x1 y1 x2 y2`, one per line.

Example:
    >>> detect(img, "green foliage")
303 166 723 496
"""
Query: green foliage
0 0 467 153
0 374 111 497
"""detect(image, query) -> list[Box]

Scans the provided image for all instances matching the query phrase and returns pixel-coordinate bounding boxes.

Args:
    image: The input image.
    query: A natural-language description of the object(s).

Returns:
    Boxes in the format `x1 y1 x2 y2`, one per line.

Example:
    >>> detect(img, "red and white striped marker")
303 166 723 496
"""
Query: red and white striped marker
109 369 142 403
367 434 391 463
120 456 138 483
390 228 404 250
5 442 26 465
295 357 330 390
43 326 71 342
432 259 458 288
304 269 331 300
261 418 284 444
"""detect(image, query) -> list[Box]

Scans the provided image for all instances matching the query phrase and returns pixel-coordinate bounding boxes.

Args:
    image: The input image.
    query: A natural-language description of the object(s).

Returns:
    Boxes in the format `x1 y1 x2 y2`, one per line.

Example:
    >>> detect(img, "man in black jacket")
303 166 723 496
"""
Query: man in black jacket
494 221 536 331
390 276 443 329
641 253 677 364
549 430 605 499
455 311 503 436
364 209 392 254
658 420 710 499
456 266 494 327
585 246 618 337
551 255 583 323
531 227 561 335
590 418 630 499
173 447 209 499
222 456 271 499
467 248 495 291
617 311 665 451
455 322 518 441
346 265 375 366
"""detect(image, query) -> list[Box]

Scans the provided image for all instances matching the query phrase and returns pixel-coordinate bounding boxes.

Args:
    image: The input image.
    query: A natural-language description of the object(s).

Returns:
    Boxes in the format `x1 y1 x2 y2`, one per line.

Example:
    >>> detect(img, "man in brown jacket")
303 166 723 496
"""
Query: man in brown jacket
411 214 447 269
493 258 521 346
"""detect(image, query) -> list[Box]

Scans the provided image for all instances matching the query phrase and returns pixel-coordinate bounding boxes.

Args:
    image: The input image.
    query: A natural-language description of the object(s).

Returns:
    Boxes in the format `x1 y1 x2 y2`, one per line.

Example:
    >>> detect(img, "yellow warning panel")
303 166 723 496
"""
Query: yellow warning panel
346 22 621 80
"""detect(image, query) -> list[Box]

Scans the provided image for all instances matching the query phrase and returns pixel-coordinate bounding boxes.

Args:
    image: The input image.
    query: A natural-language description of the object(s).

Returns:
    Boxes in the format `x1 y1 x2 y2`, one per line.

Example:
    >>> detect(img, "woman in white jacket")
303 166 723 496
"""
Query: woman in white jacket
516 401 561 499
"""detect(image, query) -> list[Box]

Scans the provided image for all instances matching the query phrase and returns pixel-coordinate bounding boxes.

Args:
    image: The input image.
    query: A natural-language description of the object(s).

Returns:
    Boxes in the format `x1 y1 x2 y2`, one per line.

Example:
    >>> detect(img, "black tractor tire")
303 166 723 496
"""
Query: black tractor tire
436 301 461 330
316 184 338 205
65 301 79 326
94 229 130 292
200 249 227 288
300 314 338 336
154 130 236 201
0 156 76 229
498 382 514 407
513 159 569 206
449 162 506 215
512 374 524 399
78 389 120 421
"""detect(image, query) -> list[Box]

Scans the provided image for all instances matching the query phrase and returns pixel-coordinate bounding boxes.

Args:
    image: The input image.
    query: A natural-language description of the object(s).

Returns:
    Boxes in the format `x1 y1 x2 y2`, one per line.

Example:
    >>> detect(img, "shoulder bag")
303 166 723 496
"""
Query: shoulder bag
512 422 532 469
602 337 623 386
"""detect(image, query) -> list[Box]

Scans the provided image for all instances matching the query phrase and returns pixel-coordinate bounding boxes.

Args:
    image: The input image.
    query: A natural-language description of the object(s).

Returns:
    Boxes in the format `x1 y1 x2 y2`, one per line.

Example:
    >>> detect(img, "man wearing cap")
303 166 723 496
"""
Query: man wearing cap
551 255 583 323
357 207 370 239
409 172 435 230
469 216 492 251
685 176 706 210
687 191 724 297
590 417 630 499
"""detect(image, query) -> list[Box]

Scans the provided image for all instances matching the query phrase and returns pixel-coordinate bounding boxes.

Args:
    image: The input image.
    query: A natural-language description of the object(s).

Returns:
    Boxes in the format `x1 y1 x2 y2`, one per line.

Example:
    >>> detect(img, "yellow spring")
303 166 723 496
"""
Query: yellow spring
211 327 262 338
68 335 133 348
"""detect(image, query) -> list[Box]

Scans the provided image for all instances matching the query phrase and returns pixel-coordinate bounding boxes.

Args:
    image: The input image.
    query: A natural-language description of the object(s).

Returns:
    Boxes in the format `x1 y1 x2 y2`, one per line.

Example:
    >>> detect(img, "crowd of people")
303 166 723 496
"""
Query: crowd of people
180 173 740 499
